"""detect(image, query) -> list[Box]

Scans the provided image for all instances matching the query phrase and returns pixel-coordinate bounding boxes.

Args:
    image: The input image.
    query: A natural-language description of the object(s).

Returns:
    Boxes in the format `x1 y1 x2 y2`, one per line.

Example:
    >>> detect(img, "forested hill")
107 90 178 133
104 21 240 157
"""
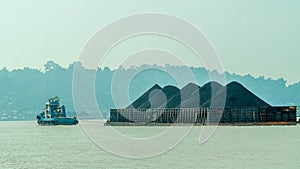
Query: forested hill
0 61 299 121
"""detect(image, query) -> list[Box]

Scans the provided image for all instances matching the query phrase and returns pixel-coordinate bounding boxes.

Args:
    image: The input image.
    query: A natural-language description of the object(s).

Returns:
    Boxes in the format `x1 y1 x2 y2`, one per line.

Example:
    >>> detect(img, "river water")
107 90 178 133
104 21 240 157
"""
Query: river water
1 121 300 169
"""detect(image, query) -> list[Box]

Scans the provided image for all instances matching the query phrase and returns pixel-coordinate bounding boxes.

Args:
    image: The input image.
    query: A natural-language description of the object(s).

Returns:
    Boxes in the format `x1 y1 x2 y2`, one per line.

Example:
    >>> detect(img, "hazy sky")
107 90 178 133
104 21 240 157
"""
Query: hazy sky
0 0 299 84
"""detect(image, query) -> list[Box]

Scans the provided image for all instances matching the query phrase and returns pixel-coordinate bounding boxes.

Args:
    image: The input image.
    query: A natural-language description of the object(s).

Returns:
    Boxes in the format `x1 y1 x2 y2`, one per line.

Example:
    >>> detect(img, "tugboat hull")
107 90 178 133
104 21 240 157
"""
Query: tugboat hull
37 117 78 126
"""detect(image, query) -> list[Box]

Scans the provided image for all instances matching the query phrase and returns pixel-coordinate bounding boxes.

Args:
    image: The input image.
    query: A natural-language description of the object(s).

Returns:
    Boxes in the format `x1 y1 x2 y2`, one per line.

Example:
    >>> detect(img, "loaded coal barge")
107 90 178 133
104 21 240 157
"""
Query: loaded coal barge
107 82 297 126
36 96 78 125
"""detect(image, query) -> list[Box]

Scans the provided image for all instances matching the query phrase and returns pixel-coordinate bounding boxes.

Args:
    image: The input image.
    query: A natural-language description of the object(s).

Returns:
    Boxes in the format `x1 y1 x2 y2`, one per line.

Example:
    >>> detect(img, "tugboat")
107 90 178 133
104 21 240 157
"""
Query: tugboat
36 96 78 125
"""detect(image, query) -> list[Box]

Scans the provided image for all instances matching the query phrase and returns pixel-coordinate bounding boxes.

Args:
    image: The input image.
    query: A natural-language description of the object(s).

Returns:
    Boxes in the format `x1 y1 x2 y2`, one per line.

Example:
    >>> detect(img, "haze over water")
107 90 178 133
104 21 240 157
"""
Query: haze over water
1 121 300 169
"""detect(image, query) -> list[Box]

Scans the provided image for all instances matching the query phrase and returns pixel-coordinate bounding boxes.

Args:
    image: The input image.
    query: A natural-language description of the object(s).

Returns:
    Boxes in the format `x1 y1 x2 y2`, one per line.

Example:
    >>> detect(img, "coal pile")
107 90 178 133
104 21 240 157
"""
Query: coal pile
127 84 181 109
127 81 270 109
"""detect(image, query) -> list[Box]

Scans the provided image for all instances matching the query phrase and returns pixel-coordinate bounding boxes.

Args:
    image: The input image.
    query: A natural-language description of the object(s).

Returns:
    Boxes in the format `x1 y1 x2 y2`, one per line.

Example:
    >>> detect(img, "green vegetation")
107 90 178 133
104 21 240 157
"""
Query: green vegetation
0 61 299 120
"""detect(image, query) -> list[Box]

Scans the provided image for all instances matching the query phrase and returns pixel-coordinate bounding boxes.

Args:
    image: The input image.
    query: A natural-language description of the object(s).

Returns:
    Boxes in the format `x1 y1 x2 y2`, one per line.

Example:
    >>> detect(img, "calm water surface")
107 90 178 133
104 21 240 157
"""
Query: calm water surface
1 121 300 169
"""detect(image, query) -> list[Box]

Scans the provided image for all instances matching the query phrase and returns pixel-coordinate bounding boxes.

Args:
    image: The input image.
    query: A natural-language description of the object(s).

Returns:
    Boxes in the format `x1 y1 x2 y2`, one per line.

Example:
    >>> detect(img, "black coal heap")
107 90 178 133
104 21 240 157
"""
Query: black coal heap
127 81 270 109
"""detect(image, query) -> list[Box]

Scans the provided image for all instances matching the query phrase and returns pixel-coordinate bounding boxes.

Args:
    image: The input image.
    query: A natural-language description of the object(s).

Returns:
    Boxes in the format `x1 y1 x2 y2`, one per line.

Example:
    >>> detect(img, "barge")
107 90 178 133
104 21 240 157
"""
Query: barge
107 82 297 126
108 106 297 126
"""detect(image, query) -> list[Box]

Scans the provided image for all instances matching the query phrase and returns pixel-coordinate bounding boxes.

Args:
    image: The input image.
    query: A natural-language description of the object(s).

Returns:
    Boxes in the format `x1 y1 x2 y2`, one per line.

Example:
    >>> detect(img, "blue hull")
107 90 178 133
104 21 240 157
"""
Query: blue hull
37 117 78 125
